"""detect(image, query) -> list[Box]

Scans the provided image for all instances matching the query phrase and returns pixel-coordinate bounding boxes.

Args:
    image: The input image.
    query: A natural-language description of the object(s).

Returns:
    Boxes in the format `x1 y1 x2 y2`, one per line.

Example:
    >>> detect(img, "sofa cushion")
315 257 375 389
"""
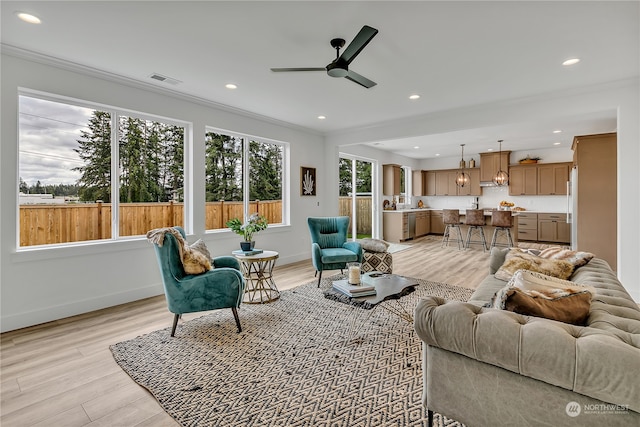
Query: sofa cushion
529 247 595 268
320 248 359 264
507 269 596 295
494 249 574 281
191 239 211 261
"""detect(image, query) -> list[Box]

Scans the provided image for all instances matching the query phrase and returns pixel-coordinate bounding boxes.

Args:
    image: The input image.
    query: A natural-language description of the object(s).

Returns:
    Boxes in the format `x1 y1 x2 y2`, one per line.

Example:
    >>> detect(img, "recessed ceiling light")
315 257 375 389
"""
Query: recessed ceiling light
16 12 41 24
225 83 237 89
553 142 562 146
317 115 326 120
553 130 562 133
413 146 420 149
562 58 580 66
409 94 420 100
435 153 440 157
487 148 494 152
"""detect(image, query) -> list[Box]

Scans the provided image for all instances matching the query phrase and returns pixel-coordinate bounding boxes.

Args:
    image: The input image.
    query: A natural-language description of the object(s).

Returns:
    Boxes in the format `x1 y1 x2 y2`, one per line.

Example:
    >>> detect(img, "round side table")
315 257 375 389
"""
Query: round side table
233 250 280 304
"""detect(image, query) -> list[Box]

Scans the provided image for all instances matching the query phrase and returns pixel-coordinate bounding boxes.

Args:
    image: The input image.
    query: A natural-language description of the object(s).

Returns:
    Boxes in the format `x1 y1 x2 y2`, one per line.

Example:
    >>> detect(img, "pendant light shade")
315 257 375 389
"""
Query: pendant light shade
493 139 509 186
456 144 470 187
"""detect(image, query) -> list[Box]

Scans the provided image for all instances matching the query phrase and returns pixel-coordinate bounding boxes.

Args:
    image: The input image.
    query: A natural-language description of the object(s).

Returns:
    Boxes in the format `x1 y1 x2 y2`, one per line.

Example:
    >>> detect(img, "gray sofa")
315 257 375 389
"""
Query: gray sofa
414 247 640 427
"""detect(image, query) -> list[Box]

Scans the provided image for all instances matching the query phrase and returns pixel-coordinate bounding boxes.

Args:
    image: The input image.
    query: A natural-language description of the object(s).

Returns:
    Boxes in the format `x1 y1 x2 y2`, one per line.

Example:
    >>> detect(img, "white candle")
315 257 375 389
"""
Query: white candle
348 265 361 284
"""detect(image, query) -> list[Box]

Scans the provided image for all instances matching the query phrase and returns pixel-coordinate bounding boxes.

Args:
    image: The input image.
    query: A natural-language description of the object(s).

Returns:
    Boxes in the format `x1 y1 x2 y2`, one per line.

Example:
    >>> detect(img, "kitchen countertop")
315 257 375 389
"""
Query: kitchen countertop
383 208 525 215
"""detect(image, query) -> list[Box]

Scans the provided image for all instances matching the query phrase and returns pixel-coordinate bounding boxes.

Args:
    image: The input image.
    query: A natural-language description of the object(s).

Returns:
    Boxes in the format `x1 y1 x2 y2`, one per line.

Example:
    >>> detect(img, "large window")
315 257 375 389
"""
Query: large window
18 92 186 247
205 129 285 231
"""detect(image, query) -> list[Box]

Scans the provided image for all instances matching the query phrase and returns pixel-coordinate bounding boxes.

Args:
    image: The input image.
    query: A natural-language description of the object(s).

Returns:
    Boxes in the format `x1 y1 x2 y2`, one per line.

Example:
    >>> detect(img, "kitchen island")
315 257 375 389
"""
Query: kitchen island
383 208 519 246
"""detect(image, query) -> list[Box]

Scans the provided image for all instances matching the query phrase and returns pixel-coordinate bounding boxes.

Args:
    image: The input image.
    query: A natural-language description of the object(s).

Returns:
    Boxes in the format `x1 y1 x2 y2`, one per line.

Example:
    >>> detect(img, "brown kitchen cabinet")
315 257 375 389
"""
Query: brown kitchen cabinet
412 169 423 196
509 165 537 195
516 213 538 241
537 213 570 243
572 133 617 270
424 171 436 196
415 211 430 236
383 212 408 242
537 163 570 195
430 210 445 234
456 168 481 196
383 164 401 196
480 151 511 182
435 170 459 196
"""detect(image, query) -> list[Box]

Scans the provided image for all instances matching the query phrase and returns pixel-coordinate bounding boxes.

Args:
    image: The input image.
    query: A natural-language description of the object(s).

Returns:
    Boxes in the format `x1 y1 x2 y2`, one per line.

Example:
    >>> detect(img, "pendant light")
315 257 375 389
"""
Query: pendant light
456 144 470 187
493 139 509 186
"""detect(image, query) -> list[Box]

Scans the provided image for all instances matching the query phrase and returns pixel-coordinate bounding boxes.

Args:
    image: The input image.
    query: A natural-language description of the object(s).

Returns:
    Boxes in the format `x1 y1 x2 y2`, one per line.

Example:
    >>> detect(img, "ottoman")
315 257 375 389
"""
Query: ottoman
359 238 393 274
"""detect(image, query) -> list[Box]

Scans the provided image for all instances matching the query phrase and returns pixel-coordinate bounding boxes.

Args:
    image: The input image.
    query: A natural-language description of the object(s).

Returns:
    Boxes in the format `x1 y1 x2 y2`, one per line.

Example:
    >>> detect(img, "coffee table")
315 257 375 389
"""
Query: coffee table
324 273 418 340
233 250 280 304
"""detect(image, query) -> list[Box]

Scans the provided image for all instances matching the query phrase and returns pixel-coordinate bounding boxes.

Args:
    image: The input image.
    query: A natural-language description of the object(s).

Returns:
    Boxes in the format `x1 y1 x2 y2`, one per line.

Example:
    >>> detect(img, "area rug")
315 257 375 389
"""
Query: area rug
111 275 472 427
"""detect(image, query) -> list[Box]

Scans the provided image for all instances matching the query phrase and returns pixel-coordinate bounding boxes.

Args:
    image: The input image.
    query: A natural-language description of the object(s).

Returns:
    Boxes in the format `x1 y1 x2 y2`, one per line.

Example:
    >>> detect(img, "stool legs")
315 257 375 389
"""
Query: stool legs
442 224 464 250
490 227 514 249
465 225 487 252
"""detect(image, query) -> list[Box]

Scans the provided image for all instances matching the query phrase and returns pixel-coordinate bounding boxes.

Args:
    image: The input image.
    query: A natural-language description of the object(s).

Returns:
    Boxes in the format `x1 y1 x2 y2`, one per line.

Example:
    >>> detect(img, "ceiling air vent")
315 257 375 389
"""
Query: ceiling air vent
149 73 181 85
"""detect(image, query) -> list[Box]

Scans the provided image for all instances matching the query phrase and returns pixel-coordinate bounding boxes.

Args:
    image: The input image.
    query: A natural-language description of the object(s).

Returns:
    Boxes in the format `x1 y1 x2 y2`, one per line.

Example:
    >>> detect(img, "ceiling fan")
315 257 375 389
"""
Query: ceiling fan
270 25 379 88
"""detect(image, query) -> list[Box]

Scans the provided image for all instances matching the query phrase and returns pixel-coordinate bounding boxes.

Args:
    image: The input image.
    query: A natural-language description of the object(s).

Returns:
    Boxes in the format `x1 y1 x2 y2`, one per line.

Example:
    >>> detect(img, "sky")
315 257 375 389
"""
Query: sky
19 95 92 187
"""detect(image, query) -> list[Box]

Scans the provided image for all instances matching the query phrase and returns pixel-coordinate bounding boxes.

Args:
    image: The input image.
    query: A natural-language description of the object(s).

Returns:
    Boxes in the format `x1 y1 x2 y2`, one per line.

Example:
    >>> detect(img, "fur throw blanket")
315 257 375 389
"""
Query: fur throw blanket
147 227 212 275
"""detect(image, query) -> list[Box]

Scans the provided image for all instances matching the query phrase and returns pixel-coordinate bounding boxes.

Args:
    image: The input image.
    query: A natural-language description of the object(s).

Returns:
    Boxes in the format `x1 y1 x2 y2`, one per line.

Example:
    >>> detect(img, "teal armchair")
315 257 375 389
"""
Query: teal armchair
152 227 245 336
307 217 363 287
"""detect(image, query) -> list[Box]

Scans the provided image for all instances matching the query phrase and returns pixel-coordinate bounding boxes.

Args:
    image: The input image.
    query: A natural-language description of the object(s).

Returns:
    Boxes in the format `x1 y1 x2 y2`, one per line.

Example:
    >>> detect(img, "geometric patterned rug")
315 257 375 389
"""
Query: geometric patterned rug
110 274 472 427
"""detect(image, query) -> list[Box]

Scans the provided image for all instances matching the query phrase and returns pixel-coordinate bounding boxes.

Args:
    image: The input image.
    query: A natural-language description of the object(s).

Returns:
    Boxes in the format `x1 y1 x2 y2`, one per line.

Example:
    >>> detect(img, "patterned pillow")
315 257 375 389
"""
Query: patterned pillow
190 239 211 260
536 247 595 267
494 249 574 281
507 269 595 295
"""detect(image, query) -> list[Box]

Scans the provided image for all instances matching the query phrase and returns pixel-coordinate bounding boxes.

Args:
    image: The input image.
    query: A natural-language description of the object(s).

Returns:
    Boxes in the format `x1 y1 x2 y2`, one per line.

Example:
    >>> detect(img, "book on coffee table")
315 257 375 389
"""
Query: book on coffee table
332 279 376 297
232 249 264 256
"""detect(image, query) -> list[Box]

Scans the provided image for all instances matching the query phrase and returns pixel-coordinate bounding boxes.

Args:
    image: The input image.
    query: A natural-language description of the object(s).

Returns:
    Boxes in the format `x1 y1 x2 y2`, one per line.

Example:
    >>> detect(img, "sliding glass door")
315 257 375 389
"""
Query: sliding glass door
338 154 377 239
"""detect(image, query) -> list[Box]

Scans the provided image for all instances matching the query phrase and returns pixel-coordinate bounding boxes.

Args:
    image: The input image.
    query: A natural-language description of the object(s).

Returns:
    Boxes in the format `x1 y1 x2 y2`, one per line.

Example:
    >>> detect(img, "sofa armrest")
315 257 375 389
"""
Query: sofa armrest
414 297 640 412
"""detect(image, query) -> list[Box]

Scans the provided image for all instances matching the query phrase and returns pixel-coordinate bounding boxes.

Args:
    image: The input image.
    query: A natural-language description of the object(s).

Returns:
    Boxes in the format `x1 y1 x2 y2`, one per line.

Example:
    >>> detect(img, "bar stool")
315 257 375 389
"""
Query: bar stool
441 209 464 250
464 209 488 252
490 210 514 249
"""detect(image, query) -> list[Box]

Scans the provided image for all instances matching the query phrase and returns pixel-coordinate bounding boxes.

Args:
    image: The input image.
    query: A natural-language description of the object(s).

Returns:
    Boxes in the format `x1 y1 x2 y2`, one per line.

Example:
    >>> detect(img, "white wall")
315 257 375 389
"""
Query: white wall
327 79 640 301
0 52 325 332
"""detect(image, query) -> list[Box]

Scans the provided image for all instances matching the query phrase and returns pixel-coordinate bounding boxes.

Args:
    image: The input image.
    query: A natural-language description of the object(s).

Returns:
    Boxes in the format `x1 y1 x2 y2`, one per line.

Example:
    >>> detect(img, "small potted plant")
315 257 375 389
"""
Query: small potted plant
227 213 268 251
519 155 541 164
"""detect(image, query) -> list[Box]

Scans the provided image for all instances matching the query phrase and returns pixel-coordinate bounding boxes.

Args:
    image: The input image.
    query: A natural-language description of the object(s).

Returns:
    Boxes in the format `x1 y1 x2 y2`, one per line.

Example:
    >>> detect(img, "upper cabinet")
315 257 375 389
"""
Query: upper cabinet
480 151 511 182
412 169 423 196
382 164 401 195
508 162 570 195
428 168 480 196
424 171 436 196
435 170 459 196
537 163 569 195
509 165 538 195
456 168 481 196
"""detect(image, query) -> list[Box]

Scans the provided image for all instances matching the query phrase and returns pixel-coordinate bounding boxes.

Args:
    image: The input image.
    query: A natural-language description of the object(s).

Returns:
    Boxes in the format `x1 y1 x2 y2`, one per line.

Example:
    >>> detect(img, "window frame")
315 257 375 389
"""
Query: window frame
204 126 289 233
17 88 191 250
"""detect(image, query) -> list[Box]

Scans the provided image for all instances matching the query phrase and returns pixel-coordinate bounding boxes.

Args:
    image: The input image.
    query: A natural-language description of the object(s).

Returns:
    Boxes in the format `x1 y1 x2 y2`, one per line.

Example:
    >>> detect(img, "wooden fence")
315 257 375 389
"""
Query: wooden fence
20 200 283 247
338 196 372 235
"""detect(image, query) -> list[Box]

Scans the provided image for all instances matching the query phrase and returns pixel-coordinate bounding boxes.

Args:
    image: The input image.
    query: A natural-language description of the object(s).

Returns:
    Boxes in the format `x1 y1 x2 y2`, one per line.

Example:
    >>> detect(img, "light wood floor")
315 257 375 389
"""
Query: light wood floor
0 235 491 426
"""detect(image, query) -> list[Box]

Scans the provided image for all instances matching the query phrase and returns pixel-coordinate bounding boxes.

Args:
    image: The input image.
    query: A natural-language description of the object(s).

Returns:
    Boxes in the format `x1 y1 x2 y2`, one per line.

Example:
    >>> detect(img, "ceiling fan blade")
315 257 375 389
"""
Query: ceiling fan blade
345 70 377 88
270 67 326 72
339 25 378 65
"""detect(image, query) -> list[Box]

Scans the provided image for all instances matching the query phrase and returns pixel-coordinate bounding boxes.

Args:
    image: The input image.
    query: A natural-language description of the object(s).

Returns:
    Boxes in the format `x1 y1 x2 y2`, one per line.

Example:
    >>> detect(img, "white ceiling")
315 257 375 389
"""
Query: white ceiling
2 1 638 159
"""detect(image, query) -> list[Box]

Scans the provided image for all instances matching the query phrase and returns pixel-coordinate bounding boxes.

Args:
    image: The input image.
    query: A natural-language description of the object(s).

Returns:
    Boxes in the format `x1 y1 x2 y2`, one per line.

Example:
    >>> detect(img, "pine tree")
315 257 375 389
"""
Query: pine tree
205 132 243 201
74 111 112 202
249 140 282 201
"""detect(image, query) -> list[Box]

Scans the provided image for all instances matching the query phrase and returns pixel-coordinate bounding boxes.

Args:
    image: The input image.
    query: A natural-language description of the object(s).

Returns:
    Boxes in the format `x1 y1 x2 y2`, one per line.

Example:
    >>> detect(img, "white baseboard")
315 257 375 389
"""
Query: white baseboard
1 283 164 333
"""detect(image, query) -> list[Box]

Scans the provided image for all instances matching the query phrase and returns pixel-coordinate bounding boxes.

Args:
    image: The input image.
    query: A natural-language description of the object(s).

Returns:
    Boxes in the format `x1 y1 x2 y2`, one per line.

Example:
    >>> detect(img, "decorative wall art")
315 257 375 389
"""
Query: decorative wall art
301 167 316 196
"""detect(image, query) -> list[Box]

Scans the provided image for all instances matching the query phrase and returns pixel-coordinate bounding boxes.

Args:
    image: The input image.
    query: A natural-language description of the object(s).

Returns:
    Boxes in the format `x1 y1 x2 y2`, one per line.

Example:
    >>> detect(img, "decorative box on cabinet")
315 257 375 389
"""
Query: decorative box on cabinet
517 213 538 241
537 213 570 243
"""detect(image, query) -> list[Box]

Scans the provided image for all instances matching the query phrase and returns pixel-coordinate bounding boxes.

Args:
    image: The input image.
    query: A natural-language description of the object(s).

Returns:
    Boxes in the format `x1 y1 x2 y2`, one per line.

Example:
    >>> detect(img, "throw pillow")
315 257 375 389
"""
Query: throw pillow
507 269 596 295
536 247 595 268
359 238 389 253
492 285 591 325
494 249 574 281
182 245 212 275
190 239 212 261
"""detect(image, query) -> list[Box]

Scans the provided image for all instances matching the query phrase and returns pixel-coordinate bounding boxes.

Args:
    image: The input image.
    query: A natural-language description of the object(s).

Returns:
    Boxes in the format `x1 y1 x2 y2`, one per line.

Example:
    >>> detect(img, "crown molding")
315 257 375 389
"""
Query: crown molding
1 44 322 138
